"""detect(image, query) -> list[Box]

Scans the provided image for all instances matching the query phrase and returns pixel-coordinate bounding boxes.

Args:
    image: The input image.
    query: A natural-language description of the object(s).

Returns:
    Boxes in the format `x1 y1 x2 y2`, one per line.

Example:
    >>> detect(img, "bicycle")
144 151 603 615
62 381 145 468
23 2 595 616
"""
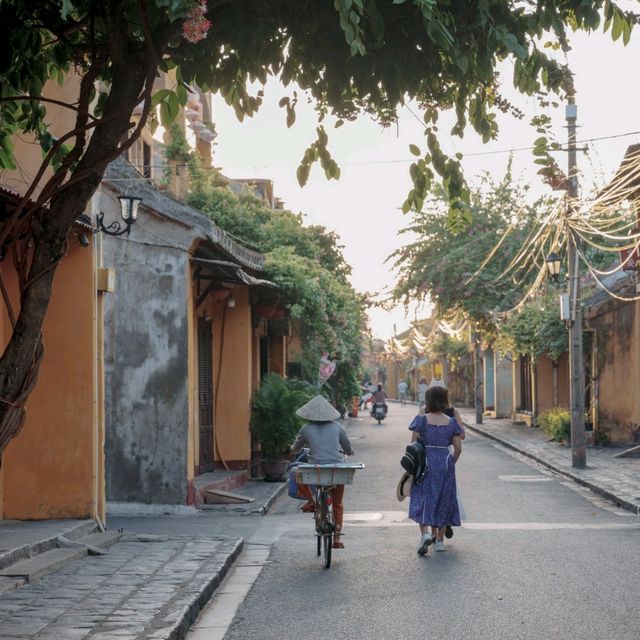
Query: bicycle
295 462 365 569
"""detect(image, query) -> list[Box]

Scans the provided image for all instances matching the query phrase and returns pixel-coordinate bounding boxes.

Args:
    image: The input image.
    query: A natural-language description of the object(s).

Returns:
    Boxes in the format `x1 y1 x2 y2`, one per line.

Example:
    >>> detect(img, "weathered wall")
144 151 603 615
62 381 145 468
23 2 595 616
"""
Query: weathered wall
484 349 495 411
589 301 640 444
103 193 191 504
1 239 100 519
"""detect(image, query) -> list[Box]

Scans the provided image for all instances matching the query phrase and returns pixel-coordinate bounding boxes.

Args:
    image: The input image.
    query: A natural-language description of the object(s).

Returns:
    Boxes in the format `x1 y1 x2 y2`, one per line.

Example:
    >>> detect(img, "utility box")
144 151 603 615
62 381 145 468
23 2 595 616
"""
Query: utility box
559 293 570 321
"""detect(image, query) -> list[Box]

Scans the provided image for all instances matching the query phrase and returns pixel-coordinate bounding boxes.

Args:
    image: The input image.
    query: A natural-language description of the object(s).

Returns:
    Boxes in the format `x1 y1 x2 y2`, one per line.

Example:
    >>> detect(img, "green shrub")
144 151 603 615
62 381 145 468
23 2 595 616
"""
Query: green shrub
250 374 317 461
536 407 571 443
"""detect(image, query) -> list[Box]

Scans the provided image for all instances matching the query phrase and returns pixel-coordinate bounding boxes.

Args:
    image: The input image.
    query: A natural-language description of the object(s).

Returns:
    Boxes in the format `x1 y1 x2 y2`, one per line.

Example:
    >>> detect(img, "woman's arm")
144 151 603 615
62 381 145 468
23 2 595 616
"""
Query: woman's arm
452 435 462 462
453 408 466 440
411 431 419 443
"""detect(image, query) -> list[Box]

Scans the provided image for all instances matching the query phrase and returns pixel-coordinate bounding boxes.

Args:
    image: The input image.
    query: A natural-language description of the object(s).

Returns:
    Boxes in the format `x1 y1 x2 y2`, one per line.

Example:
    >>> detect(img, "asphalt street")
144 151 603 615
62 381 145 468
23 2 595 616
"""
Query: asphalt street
217 403 640 640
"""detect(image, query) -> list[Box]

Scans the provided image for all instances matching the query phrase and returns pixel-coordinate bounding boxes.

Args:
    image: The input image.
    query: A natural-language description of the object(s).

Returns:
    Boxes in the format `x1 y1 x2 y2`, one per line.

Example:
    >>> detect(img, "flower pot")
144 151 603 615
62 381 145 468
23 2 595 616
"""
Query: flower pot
261 459 289 482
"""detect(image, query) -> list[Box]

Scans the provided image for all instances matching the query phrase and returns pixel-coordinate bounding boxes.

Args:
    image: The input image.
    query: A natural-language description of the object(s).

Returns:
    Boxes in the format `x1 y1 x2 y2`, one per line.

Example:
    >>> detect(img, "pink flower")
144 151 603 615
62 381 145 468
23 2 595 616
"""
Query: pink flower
182 1 211 43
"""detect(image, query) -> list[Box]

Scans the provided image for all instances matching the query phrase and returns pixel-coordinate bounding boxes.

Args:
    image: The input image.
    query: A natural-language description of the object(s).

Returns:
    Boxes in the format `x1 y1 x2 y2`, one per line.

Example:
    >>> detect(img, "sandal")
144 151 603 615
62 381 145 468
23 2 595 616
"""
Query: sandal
300 502 315 513
332 539 345 549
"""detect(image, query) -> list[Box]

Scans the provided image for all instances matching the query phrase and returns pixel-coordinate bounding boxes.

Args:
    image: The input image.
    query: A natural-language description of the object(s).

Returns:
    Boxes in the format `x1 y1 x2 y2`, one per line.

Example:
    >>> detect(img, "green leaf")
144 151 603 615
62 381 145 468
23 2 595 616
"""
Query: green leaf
151 89 172 108
409 144 421 156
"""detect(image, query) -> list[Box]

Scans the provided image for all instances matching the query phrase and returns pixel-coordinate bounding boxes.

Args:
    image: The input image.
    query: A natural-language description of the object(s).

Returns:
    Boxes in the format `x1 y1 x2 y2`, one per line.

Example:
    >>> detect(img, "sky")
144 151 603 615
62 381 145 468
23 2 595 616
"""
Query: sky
211 25 640 341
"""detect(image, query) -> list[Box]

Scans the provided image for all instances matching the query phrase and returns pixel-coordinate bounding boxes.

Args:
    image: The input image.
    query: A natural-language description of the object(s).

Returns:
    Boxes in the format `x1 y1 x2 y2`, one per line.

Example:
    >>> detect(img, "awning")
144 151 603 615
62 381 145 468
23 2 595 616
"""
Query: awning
191 257 277 289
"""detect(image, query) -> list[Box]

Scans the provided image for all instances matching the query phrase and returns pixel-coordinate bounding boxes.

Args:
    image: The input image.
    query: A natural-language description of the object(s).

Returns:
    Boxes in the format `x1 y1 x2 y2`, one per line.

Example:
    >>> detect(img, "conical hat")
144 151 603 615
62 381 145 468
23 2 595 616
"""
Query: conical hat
296 395 340 422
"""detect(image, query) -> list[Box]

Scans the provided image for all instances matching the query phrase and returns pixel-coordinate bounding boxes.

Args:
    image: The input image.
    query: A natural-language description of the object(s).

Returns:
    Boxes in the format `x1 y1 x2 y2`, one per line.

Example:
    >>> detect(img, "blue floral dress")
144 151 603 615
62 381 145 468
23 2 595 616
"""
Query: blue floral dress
408 414 463 527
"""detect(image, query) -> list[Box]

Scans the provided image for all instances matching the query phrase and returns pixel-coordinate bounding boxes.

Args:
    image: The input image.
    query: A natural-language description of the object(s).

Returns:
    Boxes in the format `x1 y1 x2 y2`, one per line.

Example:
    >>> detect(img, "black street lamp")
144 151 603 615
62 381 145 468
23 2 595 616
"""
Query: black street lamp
545 252 567 285
97 195 142 237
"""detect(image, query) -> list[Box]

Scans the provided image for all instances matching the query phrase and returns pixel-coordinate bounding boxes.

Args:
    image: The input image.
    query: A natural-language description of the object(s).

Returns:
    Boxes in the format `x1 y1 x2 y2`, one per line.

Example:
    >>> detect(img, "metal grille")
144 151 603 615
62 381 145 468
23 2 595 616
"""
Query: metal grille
198 317 214 473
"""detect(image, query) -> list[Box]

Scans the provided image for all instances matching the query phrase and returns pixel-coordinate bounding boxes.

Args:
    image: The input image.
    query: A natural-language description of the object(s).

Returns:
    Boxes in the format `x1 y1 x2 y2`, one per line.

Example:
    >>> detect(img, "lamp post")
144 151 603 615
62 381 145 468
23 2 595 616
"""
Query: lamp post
97 195 142 236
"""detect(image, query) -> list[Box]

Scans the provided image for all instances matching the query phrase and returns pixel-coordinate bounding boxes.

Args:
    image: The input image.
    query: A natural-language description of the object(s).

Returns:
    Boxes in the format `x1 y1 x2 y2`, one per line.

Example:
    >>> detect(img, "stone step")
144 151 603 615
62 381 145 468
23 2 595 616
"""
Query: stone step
0 547 87 581
63 520 99 542
76 531 124 549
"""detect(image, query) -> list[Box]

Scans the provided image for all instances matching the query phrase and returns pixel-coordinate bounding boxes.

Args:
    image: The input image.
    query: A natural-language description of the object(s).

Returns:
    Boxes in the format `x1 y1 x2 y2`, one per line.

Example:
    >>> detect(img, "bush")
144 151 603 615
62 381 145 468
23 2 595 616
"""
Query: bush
536 407 571 443
250 374 318 461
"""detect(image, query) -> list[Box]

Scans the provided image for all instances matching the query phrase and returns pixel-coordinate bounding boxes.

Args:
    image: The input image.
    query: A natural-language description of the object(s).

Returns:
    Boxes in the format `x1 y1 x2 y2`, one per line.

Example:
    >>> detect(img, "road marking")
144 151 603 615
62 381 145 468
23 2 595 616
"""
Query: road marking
187 544 269 640
498 475 553 482
342 511 640 530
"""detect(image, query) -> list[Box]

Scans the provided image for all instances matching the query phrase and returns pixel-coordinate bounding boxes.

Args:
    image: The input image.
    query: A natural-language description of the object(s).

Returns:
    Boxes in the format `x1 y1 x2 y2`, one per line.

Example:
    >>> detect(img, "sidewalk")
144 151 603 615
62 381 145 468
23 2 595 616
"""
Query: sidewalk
0 480 286 639
458 408 640 516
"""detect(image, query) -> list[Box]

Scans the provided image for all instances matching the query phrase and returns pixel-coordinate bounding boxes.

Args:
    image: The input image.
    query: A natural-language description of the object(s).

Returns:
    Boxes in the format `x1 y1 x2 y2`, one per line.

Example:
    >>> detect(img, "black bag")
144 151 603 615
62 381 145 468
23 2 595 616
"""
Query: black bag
400 438 428 484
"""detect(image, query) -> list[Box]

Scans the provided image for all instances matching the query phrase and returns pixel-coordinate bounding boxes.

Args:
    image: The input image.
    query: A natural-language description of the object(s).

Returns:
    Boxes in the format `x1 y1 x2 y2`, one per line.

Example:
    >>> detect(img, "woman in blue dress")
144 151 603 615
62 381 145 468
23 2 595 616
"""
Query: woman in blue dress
408 385 463 556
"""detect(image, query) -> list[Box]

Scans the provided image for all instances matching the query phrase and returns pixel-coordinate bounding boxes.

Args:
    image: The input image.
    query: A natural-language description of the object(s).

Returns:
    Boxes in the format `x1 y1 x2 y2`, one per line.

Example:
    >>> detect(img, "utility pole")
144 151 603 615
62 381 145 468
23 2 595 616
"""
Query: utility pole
566 98 586 468
472 328 483 424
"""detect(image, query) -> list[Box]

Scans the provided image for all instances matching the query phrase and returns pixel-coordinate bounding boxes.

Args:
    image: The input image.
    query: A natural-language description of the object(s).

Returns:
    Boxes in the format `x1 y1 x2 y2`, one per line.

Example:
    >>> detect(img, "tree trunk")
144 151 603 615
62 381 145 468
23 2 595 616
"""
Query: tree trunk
0 43 151 457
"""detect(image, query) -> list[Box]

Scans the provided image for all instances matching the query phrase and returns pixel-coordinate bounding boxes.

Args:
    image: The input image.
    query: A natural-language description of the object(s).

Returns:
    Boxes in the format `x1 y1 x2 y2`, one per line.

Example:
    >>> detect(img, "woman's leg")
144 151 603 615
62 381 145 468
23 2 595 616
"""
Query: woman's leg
417 524 433 555
332 485 346 548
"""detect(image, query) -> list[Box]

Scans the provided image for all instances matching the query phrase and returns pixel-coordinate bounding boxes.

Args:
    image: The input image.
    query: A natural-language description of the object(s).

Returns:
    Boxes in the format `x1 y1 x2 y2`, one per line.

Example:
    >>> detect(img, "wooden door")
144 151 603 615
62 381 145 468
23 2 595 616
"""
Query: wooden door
198 317 214 474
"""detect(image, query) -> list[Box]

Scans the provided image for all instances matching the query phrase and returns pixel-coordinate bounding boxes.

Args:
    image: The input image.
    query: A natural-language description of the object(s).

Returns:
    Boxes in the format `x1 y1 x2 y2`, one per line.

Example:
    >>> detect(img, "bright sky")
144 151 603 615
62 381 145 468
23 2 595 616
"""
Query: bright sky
211 26 640 341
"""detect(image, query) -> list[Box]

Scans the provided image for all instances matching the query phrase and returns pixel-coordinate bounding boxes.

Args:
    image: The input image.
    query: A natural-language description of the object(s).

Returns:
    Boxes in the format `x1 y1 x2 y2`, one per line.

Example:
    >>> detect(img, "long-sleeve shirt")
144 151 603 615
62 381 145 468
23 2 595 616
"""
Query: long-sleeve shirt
291 420 353 464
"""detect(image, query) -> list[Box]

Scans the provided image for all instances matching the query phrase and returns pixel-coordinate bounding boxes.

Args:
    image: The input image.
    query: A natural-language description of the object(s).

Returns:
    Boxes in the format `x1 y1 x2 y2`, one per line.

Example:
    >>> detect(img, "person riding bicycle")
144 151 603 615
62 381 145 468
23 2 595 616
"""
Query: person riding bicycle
370 383 388 416
290 395 354 549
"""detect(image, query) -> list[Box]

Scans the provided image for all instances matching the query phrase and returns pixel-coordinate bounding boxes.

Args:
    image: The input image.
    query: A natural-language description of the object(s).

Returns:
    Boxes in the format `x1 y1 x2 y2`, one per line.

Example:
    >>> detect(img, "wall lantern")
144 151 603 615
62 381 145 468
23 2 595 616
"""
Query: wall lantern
545 252 567 285
97 195 142 237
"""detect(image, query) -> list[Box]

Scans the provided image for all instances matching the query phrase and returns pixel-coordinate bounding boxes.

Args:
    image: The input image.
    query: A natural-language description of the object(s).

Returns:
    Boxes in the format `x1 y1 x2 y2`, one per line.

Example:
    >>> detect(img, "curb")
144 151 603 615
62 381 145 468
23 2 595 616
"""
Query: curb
260 482 287 516
163 537 244 640
464 421 640 516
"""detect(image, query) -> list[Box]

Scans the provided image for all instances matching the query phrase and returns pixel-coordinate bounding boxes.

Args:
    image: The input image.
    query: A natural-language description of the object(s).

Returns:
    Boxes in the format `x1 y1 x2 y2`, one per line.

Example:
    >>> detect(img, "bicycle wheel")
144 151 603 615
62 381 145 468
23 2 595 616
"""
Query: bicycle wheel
323 527 332 568
315 487 324 557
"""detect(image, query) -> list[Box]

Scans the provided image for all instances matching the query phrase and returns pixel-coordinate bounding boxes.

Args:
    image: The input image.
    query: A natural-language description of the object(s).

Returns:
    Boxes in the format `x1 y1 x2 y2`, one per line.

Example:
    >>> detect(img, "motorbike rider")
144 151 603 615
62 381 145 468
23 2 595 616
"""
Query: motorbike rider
370 383 388 416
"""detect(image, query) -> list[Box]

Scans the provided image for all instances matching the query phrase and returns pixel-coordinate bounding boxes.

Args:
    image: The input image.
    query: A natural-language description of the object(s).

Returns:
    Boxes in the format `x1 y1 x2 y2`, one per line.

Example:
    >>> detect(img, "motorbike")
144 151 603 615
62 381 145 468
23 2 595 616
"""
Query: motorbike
371 402 387 424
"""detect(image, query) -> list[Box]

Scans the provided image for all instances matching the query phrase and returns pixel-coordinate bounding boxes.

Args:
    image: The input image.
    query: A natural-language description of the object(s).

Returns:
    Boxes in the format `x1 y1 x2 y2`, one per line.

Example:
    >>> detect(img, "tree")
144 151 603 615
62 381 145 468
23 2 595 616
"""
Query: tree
188 182 366 397
495 296 568 363
392 167 555 329
0 1 636 456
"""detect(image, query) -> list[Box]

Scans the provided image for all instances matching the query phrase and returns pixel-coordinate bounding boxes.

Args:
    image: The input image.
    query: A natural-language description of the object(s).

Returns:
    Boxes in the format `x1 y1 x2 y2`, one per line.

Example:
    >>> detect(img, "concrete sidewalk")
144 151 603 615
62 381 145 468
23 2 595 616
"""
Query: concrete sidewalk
458 408 640 516
0 480 286 639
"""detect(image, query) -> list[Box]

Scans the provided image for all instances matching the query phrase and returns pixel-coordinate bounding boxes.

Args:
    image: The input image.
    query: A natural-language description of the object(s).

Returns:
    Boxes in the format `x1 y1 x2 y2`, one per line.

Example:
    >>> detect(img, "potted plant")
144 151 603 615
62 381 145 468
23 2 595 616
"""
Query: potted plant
251 373 316 480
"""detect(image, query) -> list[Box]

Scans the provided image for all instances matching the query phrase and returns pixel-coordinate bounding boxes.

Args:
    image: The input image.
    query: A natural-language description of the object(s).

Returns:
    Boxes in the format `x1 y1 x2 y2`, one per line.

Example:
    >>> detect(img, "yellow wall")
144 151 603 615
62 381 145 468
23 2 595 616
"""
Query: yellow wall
592 302 640 443
1 238 100 519
1 76 81 198
192 284 253 472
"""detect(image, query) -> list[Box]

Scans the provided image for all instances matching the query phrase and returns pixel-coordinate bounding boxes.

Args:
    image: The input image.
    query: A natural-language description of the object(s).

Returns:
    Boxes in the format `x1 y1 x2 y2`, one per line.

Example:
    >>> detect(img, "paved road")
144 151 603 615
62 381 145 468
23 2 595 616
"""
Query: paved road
216 404 640 640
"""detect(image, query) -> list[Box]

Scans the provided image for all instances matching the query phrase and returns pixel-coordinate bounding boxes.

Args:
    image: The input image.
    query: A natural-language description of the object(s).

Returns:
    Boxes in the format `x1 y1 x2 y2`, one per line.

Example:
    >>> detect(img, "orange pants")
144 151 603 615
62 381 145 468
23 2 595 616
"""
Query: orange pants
298 484 345 532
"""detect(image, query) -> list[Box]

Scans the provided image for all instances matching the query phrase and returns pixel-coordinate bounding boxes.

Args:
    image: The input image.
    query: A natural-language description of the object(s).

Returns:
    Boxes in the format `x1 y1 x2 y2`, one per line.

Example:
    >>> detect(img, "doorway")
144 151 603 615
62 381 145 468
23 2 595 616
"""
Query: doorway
198 317 214 473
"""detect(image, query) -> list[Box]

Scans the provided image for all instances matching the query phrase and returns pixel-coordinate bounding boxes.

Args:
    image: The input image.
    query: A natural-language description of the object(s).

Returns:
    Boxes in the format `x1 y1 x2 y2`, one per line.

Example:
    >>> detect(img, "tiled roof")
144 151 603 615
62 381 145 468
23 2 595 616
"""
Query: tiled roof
102 157 265 272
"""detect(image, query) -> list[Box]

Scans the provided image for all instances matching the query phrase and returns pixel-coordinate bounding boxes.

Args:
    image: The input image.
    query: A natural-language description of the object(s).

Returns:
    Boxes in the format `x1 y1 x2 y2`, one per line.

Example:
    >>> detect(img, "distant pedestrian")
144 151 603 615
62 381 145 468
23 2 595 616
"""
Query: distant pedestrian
397 379 408 406
408 385 463 556
417 377 428 408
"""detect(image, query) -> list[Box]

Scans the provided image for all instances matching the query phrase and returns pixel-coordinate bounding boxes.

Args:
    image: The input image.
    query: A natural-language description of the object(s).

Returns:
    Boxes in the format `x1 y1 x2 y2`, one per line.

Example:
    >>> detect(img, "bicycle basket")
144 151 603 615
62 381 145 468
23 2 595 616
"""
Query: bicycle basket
295 463 364 486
